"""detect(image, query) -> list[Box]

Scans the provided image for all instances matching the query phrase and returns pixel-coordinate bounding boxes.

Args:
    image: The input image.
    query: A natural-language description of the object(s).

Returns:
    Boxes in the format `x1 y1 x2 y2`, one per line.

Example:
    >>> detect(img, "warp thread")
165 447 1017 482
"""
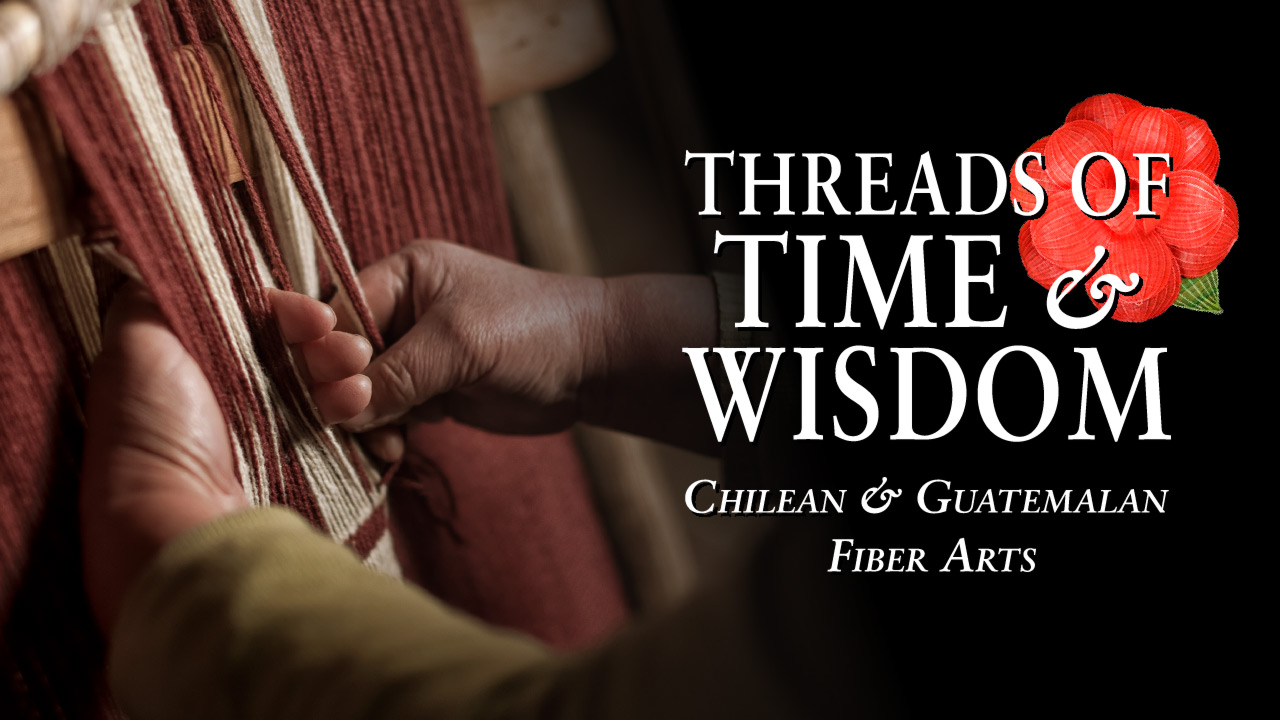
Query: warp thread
4 1 630 716
36 0 399 562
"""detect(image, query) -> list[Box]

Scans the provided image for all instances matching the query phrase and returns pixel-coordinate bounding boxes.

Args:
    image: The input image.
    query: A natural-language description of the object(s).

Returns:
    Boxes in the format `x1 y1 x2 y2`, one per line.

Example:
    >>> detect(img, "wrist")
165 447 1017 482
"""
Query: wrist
576 275 622 428
577 274 717 432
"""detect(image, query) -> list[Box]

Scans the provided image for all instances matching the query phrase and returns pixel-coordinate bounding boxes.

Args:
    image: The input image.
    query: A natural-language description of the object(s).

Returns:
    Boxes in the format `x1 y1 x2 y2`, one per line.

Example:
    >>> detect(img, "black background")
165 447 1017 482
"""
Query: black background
667 10 1269 716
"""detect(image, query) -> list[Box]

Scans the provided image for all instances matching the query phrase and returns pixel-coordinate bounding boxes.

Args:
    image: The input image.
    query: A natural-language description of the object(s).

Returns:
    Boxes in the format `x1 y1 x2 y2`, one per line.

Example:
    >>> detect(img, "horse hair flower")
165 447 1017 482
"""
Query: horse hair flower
1013 93 1238 322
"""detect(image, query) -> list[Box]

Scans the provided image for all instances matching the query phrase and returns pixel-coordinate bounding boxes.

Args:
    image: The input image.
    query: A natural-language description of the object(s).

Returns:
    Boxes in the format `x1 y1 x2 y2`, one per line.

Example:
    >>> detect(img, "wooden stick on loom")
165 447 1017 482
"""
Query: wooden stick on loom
0 0 615 261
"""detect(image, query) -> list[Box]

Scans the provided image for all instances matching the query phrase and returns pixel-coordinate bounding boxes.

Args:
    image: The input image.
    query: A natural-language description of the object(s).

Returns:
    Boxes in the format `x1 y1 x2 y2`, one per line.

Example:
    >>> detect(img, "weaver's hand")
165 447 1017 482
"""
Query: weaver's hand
81 284 374 633
340 240 719 459
340 241 608 439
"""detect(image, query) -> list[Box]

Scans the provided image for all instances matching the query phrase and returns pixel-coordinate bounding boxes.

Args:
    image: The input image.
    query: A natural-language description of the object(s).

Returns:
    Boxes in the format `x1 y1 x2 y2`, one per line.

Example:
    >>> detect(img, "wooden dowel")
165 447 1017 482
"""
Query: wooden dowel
0 92 62 260
463 0 613 106
0 42 249 262
175 43 255 185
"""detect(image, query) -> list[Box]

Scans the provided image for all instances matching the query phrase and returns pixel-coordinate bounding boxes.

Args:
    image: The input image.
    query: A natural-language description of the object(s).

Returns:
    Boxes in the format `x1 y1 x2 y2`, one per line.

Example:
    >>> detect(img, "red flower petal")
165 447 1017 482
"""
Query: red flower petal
1065 93 1142 132
1084 160 1120 190
1018 220 1067 289
1112 107 1185 183
1086 184 1138 236
1045 120 1114 189
1009 136 1053 212
1168 187 1238 277
1032 190 1112 269
1222 185 1240 228
1091 232 1181 322
1165 109 1220 179
1156 170 1225 248
1135 188 1170 237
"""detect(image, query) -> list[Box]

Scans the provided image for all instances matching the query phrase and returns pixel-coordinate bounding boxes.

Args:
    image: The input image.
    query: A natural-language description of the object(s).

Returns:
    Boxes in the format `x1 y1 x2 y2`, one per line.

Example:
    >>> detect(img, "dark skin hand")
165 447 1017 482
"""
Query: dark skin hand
341 240 719 460
80 284 373 631
81 242 717 632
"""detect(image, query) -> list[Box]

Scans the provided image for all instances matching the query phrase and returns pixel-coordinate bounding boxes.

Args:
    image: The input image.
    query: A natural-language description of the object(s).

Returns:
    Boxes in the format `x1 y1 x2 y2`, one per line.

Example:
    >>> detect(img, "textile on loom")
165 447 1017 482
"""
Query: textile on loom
0 1 627 717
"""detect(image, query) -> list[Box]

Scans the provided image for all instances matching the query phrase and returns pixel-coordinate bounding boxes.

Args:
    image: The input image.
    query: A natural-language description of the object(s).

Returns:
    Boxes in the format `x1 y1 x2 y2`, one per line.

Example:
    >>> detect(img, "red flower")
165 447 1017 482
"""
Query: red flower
1013 93 1238 322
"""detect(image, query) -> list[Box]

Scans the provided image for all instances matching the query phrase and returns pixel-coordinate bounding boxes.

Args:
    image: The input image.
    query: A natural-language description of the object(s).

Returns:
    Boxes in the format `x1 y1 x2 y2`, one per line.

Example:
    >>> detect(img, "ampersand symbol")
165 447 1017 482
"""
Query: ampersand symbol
861 477 902 514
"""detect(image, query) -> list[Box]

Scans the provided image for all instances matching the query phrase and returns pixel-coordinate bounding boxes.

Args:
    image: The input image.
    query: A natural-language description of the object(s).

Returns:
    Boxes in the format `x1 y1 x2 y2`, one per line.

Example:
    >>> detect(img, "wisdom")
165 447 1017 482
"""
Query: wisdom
684 345 1171 445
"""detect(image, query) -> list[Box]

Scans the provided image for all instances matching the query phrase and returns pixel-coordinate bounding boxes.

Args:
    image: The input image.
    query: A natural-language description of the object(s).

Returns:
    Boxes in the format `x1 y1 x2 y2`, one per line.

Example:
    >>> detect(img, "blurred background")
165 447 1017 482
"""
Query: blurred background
465 0 741 613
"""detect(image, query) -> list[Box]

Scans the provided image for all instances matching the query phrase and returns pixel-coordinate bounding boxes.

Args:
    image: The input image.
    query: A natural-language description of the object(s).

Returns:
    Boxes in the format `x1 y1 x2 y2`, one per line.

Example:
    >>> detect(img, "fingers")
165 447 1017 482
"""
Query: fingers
269 288 337 343
351 254 412 337
271 288 372 424
341 321 455 432
361 427 406 464
311 375 373 424
324 241 471 432
300 332 373 383
333 240 444 340
102 282 170 354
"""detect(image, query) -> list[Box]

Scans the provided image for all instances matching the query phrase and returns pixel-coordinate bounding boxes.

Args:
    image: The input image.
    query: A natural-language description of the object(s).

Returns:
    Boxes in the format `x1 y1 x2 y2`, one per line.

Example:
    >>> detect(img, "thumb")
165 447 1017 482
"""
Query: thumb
340 319 461 432
332 241 444 341
100 281 169 356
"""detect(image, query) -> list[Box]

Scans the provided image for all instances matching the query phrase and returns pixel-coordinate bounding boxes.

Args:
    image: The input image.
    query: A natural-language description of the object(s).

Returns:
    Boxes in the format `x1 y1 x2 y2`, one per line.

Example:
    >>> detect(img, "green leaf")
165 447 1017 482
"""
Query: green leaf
1174 269 1223 315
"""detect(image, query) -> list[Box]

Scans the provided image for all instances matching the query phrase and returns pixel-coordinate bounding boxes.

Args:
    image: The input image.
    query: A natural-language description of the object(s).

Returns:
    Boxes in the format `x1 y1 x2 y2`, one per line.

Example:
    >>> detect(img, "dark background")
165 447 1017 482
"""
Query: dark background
666 10 1268 716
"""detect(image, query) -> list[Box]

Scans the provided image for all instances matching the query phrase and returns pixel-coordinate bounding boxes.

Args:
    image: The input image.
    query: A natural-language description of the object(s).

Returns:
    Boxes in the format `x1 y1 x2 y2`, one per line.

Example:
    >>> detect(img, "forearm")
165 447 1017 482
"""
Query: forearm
109 508 555 720
582 274 720 454
110 507 867 720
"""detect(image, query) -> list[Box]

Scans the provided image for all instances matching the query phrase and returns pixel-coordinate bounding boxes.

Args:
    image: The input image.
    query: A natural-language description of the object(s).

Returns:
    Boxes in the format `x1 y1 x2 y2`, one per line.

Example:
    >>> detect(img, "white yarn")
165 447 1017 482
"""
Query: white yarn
224 0 372 329
28 0 135 72
99 7 279 504
46 234 101 362
74 5 398 574
232 51 322 298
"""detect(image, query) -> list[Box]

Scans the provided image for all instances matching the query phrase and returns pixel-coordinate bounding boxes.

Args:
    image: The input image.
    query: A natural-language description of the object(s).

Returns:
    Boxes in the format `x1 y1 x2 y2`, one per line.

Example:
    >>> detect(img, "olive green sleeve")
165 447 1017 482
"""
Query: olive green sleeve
109 507 863 720
109 507 558 720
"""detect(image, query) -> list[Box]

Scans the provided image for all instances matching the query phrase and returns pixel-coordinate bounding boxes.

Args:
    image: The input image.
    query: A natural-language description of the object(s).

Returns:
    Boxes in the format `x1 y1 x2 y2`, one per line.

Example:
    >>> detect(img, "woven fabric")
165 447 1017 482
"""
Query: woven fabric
0 2 626 716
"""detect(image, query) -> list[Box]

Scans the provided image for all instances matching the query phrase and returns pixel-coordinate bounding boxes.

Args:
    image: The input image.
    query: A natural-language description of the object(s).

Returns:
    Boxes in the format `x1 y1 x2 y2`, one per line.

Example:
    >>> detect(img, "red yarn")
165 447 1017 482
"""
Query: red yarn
2 2 626 716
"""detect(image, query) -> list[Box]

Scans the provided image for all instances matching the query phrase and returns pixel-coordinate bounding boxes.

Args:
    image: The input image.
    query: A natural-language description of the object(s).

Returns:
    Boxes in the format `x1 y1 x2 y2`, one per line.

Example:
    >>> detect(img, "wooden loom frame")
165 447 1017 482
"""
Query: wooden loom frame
0 0 701 612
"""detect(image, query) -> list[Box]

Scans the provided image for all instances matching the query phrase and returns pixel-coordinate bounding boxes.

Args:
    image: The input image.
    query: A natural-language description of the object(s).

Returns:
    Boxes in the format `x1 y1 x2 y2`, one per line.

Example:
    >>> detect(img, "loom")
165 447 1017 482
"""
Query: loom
0 1 705 717
0 0 615 261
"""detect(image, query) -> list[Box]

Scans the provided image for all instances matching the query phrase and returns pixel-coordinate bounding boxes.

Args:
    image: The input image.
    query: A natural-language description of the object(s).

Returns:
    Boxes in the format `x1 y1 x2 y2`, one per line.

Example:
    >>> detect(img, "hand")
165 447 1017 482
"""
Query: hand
80 284 374 632
340 240 611 438
340 241 719 457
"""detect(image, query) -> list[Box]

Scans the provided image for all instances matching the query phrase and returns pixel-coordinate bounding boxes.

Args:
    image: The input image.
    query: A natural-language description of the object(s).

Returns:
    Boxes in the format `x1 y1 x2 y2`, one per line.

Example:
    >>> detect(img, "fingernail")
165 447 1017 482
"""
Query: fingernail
354 335 373 366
